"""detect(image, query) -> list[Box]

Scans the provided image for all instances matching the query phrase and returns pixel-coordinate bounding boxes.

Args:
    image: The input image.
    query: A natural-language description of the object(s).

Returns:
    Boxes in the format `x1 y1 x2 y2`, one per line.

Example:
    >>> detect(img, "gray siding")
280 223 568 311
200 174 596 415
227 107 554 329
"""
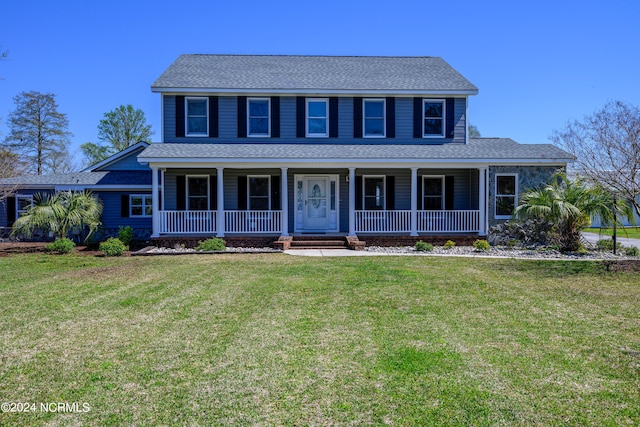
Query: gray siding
163 95 468 144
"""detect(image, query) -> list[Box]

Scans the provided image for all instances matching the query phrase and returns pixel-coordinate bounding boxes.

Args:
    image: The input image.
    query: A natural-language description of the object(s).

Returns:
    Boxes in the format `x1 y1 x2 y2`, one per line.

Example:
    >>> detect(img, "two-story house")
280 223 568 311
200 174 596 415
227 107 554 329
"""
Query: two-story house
137 54 571 247
1 54 573 247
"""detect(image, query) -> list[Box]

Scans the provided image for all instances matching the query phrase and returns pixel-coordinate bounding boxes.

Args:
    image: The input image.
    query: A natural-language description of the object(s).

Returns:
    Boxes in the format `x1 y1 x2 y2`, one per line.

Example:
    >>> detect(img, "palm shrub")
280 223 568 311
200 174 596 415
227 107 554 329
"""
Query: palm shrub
513 173 629 252
11 191 103 242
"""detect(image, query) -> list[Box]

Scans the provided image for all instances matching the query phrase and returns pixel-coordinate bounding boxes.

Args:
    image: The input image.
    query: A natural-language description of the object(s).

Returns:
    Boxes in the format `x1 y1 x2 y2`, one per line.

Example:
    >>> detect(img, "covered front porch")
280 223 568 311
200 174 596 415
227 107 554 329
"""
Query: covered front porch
148 166 488 237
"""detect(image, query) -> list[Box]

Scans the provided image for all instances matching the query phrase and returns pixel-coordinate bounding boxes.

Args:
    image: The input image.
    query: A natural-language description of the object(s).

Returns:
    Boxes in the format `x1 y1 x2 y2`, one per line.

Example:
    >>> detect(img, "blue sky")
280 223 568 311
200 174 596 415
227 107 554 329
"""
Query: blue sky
1 0 639 166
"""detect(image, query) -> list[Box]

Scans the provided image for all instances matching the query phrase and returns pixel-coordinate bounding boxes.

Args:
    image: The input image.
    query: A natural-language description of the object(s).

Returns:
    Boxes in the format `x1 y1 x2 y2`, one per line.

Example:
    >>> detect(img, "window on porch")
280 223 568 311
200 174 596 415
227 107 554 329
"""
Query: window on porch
422 176 444 210
248 176 270 210
363 176 385 210
187 176 209 210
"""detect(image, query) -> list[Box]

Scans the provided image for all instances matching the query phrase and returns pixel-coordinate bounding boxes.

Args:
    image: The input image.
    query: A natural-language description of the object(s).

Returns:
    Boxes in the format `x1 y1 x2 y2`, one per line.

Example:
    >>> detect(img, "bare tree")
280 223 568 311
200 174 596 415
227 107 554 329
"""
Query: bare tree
551 100 640 218
0 149 24 202
2 91 72 175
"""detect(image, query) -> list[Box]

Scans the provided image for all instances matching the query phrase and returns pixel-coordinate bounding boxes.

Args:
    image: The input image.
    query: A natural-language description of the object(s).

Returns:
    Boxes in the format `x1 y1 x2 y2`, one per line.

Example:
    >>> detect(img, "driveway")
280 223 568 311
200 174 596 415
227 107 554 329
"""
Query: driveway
582 232 640 248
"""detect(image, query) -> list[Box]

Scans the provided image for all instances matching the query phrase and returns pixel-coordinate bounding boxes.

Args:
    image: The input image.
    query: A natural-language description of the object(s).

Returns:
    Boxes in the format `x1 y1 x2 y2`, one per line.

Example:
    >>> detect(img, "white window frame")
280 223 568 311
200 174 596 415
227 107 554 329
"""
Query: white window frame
247 175 271 211
16 195 33 218
422 175 445 210
423 99 446 138
186 175 210 211
130 194 153 217
306 98 329 138
185 97 209 137
247 98 271 137
363 98 386 138
362 175 386 210
495 173 518 219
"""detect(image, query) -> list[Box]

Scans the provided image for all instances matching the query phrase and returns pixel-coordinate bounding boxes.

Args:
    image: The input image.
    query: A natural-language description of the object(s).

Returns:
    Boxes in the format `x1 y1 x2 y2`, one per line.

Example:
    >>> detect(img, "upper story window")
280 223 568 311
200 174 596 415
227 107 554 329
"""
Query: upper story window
495 174 518 219
363 176 385 210
248 176 270 210
363 99 386 138
16 195 33 217
422 176 444 210
306 99 328 137
186 97 208 136
248 98 270 137
423 99 445 137
130 194 152 217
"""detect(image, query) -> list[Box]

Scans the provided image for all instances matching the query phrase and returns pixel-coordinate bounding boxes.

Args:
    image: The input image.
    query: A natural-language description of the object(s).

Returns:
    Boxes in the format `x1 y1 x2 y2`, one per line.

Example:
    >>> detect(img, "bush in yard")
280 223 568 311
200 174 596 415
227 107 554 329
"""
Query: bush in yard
596 239 622 252
473 239 491 251
443 240 456 250
100 237 128 256
195 238 226 251
117 225 134 246
624 246 640 257
415 240 433 252
45 237 75 254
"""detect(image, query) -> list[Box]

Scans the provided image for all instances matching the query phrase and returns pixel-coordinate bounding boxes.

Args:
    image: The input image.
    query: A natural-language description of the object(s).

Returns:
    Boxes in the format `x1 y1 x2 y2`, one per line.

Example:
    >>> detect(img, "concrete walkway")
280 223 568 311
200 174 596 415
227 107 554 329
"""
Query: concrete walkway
285 249 383 257
582 232 640 248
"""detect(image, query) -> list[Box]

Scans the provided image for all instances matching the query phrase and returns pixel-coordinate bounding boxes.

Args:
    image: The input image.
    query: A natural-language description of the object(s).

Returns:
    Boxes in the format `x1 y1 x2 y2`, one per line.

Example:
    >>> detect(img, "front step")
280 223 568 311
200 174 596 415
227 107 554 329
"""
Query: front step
274 235 365 250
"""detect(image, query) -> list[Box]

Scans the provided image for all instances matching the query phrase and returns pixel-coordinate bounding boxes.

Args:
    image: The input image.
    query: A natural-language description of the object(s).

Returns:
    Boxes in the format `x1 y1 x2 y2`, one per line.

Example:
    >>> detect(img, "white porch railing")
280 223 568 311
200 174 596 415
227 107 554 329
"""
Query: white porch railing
159 210 216 234
418 210 480 232
224 210 282 233
355 210 412 233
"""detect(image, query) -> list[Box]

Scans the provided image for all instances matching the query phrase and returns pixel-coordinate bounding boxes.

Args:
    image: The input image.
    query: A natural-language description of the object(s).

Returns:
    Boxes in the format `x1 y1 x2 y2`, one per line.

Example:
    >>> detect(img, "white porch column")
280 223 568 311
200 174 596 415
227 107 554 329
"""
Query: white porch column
348 167 356 236
410 167 418 236
216 167 225 237
478 167 487 235
160 169 166 211
281 167 289 236
151 166 159 237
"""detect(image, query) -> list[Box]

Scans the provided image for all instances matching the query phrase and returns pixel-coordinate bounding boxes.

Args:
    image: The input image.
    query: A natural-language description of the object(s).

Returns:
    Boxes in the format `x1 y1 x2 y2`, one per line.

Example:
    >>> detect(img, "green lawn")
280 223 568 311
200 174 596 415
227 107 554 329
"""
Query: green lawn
0 254 638 426
591 226 640 239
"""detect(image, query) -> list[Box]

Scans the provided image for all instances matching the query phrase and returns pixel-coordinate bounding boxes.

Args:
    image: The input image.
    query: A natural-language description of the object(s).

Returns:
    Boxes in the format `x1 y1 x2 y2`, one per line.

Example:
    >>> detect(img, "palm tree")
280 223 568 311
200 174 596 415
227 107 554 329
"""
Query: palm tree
513 173 631 251
11 191 103 242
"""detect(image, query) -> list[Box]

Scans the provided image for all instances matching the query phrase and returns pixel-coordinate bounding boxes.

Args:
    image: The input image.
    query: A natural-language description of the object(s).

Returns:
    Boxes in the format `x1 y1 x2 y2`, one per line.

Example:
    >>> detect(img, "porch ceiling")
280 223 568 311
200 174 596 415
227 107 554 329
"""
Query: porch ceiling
138 139 573 167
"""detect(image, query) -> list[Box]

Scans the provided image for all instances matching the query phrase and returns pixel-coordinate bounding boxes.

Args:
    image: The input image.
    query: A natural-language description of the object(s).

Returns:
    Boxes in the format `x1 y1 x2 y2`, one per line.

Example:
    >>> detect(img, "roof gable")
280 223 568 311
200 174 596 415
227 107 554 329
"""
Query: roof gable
82 141 150 172
152 55 478 94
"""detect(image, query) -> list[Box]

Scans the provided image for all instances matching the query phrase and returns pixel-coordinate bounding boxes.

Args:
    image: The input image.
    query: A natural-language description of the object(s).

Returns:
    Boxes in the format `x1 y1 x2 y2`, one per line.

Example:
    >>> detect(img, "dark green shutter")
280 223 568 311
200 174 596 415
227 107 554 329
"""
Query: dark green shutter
210 175 217 210
417 175 423 209
176 96 185 137
6 196 16 225
355 176 363 210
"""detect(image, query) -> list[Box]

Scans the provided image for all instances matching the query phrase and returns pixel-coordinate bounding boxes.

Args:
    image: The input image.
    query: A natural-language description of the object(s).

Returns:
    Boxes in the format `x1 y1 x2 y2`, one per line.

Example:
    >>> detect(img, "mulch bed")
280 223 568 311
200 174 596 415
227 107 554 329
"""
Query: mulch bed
0 242 121 257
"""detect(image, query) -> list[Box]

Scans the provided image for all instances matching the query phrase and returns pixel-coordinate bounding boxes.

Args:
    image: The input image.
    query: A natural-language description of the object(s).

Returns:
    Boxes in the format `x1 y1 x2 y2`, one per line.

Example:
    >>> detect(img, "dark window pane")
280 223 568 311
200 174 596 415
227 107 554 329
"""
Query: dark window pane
187 117 207 134
188 177 208 197
308 101 326 117
424 119 443 136
496 196 515 216
249 100 269 116
187 99 207 116
189 197 208 211
249 118 269 134
423 197 443 210
131 207 143 216
364 101 384 117
365 118 384 135
249 197 269 210
497 176 516 195
308 118 327 134
424 102 443 118
423 178 443 196
249 177 269 197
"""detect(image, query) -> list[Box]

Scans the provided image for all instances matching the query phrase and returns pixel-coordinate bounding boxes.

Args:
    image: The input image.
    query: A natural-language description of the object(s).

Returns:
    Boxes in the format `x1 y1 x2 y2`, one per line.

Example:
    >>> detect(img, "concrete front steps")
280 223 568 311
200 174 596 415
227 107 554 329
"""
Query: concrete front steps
274 235 365 250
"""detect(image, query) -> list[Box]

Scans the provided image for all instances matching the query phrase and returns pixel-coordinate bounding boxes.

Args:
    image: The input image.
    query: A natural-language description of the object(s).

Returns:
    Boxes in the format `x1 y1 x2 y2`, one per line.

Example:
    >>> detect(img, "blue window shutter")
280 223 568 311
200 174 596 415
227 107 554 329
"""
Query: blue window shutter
386 97 395 138
271 175 280 210
329 97 339 138
353 98 363 138
121 195 129 218
176 96 185 137
6 196 16 225
208 96 218 138
237 176 247 210
446 98 455 138
176 176 186 211
271 96 280 138
296 97 305 138
386 176 395 210
445 176 455 210
413 97 422 138
355 176 363 210
417 175 423 209
237 96 247 138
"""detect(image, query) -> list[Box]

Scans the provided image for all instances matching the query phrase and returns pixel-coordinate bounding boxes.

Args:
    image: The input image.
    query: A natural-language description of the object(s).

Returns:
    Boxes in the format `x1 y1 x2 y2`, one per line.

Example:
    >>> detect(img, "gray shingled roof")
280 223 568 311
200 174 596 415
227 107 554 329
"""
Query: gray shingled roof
0 171 151 186
138 139 573 163
151 54 478 93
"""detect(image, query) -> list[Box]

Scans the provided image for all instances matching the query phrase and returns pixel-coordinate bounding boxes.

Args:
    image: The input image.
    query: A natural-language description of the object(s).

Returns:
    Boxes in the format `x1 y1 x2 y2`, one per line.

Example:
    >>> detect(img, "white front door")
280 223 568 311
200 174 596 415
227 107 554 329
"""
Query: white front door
294 174 339 232
304 177 329 230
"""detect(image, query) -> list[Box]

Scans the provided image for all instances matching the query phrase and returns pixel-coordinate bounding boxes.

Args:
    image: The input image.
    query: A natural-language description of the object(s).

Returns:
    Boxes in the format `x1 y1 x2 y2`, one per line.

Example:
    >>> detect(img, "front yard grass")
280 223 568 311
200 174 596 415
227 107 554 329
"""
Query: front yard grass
0 253 638 425
592 226 640 239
